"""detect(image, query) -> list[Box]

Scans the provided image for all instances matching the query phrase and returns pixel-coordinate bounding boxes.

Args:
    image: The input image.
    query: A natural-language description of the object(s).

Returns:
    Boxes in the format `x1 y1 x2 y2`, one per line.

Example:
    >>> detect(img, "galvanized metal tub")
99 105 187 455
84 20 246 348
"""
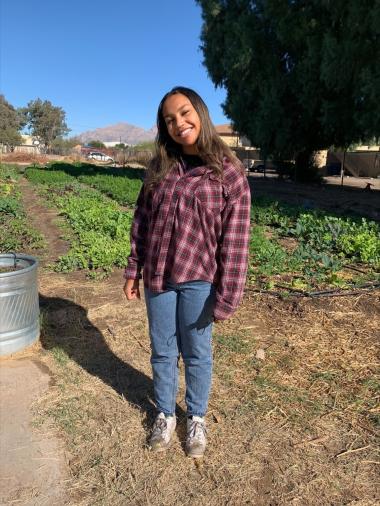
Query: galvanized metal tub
0 254 39 356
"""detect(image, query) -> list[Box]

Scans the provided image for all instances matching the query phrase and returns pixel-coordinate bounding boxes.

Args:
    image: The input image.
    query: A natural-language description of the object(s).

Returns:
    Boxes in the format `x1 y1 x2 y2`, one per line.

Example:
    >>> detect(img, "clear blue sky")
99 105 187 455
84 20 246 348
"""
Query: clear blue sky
0 0 228 136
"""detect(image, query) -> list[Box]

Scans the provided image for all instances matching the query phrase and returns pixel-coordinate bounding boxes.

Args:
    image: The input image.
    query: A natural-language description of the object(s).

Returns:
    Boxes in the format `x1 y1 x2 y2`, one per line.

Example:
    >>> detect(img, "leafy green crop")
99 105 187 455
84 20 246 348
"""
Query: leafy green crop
249 226 303 278
0 164 45 252
0 164 21 181
0 217 45 252
23 164 139 275
53 189 133 275
251 197 297 231
26 170 133 275
22 164 379 286
291 214 380 266
25 168 75 185
0 196 21 217
250 196 380 289
26 162 144 207
77 174 142 206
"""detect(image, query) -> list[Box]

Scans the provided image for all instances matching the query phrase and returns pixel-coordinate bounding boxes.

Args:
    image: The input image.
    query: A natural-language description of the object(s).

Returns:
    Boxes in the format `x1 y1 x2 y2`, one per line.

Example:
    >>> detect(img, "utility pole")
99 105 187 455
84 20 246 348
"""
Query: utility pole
340 149 347 186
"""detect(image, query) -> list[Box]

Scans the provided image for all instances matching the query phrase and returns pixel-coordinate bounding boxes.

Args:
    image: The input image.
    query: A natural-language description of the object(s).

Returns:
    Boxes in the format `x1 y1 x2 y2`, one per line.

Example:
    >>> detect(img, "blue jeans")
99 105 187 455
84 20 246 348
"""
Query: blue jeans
145 280 215 418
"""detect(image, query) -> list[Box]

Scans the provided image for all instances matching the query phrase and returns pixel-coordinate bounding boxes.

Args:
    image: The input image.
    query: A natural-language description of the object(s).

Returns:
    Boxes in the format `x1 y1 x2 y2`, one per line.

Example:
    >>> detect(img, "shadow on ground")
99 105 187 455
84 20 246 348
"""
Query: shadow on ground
247 175 380 221
38 294 186 427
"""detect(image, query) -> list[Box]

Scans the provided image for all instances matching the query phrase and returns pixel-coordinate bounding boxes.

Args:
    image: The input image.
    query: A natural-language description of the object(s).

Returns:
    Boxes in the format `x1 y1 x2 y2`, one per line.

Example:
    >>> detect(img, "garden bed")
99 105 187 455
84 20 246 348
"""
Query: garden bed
1 162 379 505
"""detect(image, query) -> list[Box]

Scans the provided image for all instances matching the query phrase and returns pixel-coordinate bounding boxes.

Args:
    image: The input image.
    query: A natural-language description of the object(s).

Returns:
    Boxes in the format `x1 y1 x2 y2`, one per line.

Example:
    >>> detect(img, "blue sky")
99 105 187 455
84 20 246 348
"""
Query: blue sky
0 0 228 136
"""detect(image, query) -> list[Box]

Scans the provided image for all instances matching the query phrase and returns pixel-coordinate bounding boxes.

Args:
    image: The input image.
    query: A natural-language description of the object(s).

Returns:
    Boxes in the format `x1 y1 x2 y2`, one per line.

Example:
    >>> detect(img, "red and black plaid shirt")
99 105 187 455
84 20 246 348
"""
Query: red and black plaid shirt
125 158 251 320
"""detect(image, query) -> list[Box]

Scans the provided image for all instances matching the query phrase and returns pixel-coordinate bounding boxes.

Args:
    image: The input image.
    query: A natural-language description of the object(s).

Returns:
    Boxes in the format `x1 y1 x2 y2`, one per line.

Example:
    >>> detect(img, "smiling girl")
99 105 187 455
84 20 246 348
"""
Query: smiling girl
124 86 251 458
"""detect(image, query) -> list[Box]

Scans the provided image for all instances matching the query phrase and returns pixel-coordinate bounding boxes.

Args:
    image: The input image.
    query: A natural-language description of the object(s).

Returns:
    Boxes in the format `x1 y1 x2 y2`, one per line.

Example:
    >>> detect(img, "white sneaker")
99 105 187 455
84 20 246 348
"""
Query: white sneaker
186 416 207 458
149 412 176 451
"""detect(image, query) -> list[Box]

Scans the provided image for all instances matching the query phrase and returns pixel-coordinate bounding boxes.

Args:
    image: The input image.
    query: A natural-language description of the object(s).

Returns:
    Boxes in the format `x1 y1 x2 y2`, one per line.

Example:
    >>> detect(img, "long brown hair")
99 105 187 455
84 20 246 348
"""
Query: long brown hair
144 86 241 194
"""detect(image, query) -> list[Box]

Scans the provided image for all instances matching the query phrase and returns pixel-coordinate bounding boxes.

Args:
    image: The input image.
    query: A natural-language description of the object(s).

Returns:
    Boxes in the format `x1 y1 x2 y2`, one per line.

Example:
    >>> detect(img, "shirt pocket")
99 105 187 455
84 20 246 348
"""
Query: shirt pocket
193 176 227 215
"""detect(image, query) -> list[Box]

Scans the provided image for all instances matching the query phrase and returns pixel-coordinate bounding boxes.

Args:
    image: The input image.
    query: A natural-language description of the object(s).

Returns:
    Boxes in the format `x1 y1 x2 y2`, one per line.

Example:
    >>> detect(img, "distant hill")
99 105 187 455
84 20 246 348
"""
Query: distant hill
78 122 157 145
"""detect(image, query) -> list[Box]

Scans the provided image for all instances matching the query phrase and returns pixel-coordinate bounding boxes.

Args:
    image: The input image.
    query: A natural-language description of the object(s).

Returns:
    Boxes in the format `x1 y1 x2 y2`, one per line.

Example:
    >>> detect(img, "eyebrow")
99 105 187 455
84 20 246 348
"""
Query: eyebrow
163 103 190 119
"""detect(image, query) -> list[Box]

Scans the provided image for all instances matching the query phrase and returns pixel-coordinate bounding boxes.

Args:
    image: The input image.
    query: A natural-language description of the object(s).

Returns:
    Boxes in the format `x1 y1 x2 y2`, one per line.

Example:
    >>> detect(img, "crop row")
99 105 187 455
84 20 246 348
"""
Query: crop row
25 167 133 276
24 163 379 288
0 164 45 253
249 197 380 289
32 162 144 206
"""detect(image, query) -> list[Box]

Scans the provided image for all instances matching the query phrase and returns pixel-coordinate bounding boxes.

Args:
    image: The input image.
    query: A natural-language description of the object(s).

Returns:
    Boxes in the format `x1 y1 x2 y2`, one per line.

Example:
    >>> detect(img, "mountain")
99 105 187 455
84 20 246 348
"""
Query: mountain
78 122 157 145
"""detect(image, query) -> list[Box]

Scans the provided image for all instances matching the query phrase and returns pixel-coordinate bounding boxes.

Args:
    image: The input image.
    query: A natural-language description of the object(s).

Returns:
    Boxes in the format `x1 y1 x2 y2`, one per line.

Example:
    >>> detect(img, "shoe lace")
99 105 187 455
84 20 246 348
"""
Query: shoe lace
153 417 167 435
188 420 207 441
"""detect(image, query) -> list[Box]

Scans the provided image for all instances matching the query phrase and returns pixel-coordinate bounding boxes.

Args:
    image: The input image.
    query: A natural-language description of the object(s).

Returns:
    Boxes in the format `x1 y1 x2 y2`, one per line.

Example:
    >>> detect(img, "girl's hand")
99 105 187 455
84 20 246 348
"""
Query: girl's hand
123 279 141 300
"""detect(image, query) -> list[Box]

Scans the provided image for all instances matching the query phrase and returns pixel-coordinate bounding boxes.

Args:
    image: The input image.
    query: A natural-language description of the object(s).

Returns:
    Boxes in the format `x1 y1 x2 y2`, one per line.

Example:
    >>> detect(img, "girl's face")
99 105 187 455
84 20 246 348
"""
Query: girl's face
162 93 201 155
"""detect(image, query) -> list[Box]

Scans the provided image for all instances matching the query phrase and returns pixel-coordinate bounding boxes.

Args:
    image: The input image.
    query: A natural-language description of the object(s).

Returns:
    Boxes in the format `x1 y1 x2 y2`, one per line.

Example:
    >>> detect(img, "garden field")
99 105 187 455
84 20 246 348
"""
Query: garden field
1 162 379 505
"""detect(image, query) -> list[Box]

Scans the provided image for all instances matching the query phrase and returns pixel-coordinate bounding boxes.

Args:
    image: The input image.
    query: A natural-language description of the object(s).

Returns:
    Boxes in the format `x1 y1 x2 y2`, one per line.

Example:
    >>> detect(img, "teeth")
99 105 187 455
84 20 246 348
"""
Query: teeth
179 128 192 137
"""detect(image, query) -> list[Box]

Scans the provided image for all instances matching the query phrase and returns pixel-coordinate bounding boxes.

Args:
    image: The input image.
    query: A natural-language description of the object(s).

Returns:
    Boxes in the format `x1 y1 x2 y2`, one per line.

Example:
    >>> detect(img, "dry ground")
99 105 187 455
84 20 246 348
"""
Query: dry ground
0 355 67 505
1 176 379 505
248 173 380 221
33 270 379 506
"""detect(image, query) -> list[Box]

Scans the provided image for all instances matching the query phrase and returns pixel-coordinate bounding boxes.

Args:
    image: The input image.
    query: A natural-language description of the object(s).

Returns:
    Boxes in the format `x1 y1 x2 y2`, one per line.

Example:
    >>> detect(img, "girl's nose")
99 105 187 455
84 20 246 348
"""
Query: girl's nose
175 115 184 128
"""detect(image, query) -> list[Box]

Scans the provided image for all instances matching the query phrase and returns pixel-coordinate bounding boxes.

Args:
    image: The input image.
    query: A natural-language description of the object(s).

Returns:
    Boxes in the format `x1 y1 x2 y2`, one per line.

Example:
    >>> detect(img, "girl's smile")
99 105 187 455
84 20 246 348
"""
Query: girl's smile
162 93 201 154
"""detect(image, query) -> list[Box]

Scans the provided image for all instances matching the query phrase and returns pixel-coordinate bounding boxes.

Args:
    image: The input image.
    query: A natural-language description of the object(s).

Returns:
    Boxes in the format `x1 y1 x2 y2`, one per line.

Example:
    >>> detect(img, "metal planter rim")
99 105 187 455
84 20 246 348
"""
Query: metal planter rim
0 253 39 278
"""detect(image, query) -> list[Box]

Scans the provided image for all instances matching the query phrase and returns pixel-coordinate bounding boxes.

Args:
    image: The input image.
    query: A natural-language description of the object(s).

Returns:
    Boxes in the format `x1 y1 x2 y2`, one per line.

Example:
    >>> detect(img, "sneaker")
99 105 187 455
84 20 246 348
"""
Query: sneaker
149 412 176 451
186 416 207 458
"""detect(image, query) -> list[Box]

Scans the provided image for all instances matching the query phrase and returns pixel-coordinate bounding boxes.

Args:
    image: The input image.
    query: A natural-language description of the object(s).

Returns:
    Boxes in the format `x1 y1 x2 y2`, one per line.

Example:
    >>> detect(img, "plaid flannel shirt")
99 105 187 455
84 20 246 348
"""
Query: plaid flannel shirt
124 159 251 320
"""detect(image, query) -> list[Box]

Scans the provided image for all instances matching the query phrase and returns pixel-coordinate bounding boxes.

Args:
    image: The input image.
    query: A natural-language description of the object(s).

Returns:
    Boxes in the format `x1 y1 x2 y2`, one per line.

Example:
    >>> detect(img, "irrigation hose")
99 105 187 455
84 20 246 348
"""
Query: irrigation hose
246 282 380 298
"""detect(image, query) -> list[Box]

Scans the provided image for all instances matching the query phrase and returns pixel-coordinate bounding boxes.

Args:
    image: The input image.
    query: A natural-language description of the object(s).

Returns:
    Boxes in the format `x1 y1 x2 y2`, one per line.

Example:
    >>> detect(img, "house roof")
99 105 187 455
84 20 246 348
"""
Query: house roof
214 124 236 135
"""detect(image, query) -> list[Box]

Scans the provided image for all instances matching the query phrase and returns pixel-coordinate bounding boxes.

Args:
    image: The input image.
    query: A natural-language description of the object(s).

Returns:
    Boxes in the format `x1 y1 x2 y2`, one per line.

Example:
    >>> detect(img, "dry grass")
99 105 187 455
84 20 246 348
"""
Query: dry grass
0 152 51 164
30 269 380 505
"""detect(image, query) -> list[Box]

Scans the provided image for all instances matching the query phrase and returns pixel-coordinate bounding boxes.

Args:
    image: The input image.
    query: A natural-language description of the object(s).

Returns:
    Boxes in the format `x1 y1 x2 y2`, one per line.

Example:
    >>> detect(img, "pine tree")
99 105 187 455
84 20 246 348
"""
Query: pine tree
197 0 380 170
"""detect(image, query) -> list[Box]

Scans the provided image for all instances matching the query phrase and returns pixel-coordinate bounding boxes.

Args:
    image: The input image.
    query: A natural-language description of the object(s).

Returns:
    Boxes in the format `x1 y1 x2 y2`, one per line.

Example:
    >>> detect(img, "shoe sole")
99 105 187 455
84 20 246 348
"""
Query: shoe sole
149 440 172 452
186 448 205 458
187 453 204 459
149 421 176 452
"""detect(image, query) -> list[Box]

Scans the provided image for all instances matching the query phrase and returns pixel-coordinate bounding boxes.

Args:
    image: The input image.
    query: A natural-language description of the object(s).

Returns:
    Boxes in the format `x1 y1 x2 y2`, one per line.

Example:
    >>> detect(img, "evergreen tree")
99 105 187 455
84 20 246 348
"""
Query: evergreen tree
197 0 380 169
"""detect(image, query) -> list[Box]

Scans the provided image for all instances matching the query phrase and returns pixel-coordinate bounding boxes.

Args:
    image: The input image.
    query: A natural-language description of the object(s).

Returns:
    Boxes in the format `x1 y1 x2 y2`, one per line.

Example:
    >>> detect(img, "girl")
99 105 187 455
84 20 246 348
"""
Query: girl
123 86 251 458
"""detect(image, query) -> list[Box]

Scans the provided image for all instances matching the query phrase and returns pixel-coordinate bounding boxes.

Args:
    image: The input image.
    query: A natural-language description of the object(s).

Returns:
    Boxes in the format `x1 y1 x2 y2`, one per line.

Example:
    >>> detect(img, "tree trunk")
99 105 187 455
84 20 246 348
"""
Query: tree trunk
295 150 313 181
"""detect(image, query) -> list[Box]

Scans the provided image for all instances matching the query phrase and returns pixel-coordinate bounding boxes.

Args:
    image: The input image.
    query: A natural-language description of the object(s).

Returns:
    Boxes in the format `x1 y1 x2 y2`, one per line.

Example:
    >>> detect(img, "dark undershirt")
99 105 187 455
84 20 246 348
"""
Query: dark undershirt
180 154 204 172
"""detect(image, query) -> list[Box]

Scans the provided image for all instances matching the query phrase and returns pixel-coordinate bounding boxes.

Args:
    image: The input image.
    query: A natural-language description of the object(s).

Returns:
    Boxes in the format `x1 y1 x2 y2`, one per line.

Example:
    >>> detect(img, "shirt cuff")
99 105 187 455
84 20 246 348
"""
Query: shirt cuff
213 300 235 321
124 265 142 280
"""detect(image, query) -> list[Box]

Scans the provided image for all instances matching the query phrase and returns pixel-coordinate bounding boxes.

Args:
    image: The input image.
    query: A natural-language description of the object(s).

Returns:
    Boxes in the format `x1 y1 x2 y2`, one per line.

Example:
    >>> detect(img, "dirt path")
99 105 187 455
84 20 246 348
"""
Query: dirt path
0 357 67 505
18 178 69 266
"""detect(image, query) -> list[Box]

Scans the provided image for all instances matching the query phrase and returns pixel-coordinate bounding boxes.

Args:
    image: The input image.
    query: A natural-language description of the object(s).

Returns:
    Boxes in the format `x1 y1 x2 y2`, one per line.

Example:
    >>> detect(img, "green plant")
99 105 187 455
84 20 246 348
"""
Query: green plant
0 196 21 216
214 333 249 354
25 168 75 185
292 214 380 266
38 184 133 275
0 165 45 252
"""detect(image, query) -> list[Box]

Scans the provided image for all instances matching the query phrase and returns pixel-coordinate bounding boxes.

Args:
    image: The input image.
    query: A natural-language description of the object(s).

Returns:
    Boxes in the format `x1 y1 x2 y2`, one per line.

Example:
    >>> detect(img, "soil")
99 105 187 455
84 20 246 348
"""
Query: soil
0 265 24 273
0 356 67 506
1 176 379 505
18 178 70 266
248 173 380 221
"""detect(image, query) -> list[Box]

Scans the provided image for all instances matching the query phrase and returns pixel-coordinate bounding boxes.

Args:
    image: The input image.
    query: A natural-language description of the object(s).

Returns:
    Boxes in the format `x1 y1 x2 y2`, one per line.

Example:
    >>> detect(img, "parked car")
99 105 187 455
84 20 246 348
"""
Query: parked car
86 151 114 163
